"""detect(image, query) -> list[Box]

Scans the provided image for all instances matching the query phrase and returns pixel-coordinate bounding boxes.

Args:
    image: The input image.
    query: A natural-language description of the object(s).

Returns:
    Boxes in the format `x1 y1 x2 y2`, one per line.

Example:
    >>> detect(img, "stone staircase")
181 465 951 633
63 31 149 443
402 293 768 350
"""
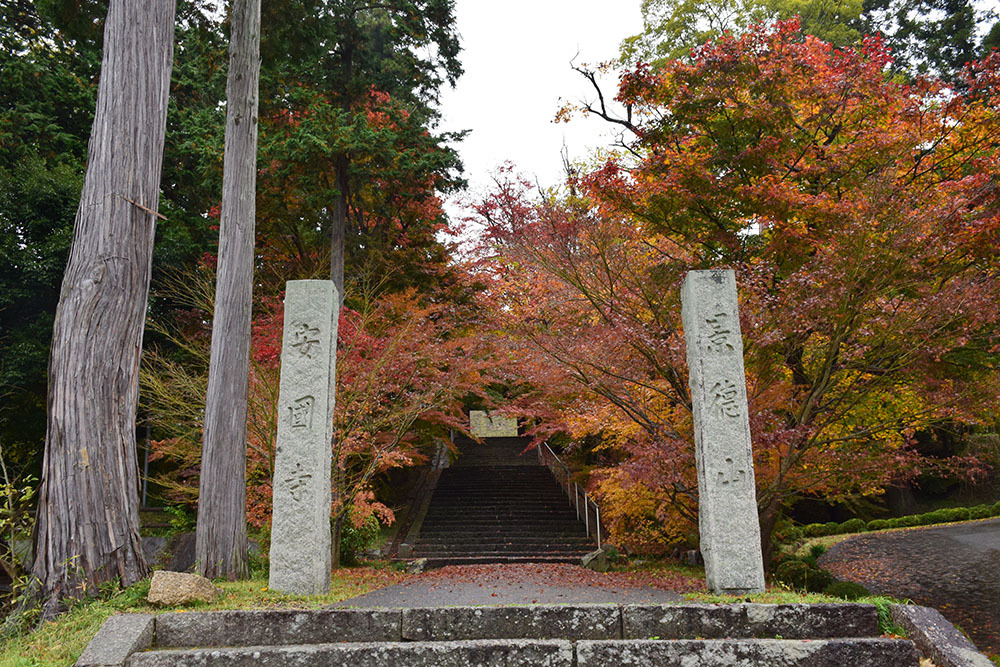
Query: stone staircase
78 603 923 666
409 436 596 566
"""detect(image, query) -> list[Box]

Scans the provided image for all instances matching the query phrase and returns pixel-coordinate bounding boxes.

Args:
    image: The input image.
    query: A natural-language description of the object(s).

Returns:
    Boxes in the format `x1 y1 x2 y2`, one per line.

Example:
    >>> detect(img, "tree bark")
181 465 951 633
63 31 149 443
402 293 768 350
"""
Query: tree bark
331 512 345 569
195 0 261 581
31 0 175 618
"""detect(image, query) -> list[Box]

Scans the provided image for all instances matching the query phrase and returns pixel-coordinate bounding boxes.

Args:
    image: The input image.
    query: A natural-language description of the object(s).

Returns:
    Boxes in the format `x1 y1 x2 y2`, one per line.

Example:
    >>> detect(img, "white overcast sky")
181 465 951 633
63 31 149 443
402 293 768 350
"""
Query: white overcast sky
438 1 644 216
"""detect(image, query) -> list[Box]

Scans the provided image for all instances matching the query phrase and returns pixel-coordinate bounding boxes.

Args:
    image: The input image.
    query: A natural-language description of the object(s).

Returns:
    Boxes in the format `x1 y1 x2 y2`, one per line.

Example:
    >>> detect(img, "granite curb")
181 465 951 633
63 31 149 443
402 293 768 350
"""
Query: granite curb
891 604 994 667
73 602 985 666
75 614 154 667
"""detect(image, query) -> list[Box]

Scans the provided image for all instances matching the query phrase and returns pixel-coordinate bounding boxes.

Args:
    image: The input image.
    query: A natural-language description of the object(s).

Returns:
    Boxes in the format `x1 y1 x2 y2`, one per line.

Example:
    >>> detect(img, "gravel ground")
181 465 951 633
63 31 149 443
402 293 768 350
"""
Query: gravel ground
332 563 688 608
818 517 1000 656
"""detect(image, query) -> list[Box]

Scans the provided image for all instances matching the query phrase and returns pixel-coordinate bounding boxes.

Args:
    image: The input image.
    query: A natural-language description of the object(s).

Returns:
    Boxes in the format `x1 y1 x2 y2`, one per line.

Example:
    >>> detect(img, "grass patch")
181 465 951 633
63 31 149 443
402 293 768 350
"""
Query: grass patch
683 588 911 636
0 565 408 667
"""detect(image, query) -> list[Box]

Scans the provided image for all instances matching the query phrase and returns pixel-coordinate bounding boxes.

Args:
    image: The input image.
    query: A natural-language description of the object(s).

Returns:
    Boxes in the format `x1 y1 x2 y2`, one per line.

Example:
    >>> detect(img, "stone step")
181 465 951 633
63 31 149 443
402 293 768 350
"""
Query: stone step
81 604 935 667
412 554 594 566
127 638 920 667
415 534 591 544
420 512 582 521
414 539 590 548
105 604 886 649
413 544 595 555
418 520 583 529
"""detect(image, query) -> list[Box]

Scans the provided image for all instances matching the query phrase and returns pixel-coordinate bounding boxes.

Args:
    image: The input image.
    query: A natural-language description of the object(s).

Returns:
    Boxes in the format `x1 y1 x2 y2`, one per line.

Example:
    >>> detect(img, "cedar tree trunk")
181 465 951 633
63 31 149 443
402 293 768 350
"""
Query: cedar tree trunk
195 0 261 580
31 0 175 618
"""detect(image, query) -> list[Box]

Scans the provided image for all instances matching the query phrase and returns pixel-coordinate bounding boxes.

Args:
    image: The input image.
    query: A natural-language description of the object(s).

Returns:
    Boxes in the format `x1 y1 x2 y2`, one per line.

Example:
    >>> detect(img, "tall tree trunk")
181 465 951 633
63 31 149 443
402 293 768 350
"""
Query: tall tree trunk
330 153 348 302
31 0 175 618
758 494 783 568
195 0 261 581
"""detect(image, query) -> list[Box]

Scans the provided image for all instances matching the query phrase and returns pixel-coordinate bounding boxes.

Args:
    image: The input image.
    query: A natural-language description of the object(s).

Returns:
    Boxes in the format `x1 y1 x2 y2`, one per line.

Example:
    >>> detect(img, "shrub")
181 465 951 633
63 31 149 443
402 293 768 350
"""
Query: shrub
920 509 950 525
775 560 811 589
803 523 828 538
969 504 992 520
838 518 866 534
992 501 1000 517
772 523 803 544
805 566 834 592
774 559 833 592
946 507 971 522
824 521 840 535
893 515 921 528
823 581 869 600
339 515 381 566
867 519 891 531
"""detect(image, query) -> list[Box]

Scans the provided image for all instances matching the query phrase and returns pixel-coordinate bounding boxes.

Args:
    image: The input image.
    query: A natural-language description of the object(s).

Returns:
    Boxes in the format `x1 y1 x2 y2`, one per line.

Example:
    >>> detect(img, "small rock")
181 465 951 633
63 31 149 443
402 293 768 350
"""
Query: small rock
147 570 220 607
685 549 703 565
141 536 169 567
581 548 609 573
406 558 428 574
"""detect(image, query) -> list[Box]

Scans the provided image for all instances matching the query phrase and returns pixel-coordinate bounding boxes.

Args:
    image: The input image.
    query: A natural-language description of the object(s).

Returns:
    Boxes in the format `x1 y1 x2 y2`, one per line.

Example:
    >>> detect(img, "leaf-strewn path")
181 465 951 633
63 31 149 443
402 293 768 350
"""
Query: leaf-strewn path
332 563 701 607
818 518 1000 656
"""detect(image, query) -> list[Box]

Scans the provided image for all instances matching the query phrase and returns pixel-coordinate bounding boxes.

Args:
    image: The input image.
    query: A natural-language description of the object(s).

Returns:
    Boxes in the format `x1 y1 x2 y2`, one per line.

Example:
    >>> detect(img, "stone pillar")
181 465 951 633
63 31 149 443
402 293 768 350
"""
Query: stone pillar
268 280 339 595
681 269 765 594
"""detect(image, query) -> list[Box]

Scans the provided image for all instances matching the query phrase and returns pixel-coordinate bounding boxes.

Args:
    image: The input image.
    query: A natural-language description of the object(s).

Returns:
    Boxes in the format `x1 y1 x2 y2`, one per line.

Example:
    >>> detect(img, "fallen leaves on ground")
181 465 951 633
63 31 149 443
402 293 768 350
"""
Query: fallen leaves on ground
415 563 703 593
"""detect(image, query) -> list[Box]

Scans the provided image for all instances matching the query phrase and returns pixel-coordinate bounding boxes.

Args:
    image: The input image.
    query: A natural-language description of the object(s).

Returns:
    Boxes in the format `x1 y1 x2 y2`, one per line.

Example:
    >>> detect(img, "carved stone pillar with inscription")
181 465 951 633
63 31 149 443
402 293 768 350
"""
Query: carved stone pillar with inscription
681 269 765 594
268 280 339 595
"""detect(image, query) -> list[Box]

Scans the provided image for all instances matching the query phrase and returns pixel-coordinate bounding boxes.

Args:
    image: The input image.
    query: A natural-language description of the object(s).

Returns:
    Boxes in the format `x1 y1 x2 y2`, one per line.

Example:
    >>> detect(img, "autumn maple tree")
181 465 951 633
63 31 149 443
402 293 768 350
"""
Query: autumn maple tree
479 21 1000 559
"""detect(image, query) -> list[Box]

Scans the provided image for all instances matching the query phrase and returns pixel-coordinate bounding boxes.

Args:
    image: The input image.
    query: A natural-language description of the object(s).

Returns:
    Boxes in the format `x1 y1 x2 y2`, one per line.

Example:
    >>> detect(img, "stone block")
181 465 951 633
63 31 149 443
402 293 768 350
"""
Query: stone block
580 548 608 573
890 604 994 667
576 638 920 666
469 410 518 437
623 603 879 640
154 609 401 648
146 570 219 606
127 639 575 667
681 269 765 594
269 280 339 595
401 605 620 641
75 613 153 666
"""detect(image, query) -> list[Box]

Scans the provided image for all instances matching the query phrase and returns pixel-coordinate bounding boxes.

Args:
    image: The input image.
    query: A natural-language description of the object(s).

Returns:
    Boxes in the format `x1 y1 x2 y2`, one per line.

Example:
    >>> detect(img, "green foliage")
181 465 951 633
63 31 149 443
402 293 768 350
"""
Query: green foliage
803 523 830 538
866 0 997 81
774 558 833 592
0 155 81 470
823 580 869 600
621 0 864 67
622 0 998 82
868 595 908 636
867 519 891 531
969 504 992 520
163 505 196 536
338 515 381 566
838 518 867 534
992 501 1000 516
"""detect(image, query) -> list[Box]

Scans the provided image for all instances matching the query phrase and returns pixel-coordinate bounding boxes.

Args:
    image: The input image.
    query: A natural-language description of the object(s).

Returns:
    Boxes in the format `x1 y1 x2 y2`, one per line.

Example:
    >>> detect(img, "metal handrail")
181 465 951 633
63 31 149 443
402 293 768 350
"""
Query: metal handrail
537 441 604 550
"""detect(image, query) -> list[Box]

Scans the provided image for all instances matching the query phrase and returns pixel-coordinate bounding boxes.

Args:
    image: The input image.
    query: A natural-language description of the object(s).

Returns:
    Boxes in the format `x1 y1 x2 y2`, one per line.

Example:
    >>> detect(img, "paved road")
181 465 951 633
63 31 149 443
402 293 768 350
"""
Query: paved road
332 563 684 608
819 518 1000 656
